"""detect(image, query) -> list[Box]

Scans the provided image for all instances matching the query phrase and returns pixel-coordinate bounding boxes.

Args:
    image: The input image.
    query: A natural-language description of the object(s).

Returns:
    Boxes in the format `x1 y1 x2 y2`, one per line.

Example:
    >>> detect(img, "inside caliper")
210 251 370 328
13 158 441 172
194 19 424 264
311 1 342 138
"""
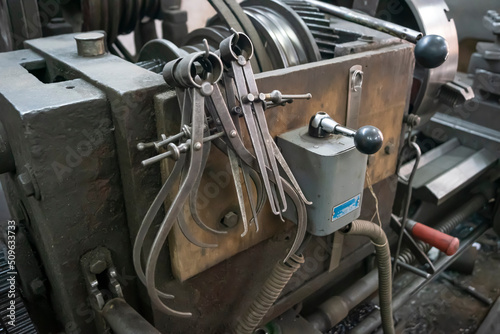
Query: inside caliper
134 32 312 316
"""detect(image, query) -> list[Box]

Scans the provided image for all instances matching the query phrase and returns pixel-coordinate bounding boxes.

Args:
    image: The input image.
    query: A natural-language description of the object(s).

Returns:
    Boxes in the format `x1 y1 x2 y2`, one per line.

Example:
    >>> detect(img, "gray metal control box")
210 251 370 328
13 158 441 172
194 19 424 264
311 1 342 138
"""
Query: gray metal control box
277 126 367 236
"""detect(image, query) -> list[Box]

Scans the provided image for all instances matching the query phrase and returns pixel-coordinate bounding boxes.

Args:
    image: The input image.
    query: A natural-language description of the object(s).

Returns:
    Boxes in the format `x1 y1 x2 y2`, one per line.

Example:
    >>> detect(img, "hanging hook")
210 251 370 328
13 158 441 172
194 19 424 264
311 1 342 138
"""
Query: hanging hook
203 38 210 59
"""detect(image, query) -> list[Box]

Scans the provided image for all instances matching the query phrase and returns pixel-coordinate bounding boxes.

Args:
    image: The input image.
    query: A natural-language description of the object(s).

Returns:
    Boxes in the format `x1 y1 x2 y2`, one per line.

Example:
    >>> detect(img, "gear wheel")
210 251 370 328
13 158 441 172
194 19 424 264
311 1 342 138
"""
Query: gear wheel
282 0 338 59
0 249 38 333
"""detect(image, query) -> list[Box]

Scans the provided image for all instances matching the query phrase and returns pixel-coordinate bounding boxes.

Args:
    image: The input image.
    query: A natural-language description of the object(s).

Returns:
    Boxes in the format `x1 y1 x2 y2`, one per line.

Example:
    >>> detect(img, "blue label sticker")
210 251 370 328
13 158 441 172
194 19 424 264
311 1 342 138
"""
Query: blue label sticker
332 194 361 221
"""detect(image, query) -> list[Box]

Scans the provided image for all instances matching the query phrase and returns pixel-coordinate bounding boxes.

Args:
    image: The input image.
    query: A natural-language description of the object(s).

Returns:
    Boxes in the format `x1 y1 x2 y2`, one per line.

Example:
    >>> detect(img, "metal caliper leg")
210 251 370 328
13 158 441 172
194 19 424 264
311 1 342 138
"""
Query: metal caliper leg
228 147 249 237
145 87 205 317
132 89 194 300
242 164 260 232
144 49 224 317
177 120 218 248
231 63 284 215
239 60 288 212
188 139 228 235
218 34 283 215
223 74 262 232
208 81 307 262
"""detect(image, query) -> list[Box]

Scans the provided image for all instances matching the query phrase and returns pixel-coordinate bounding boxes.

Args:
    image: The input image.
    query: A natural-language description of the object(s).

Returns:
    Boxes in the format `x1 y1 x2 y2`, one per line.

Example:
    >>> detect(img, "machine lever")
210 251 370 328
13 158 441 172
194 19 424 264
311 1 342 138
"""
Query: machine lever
406 220 459 256
258 90 312 104
308 112 383 155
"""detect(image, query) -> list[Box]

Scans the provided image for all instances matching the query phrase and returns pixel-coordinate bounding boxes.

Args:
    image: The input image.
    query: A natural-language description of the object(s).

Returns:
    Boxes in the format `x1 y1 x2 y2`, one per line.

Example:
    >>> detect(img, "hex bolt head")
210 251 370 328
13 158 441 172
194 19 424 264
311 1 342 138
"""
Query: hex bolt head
384 142 395 155
231 106 242 115
17 172 35 197
30 278 46 296
221 212 239 228
89 259 107 274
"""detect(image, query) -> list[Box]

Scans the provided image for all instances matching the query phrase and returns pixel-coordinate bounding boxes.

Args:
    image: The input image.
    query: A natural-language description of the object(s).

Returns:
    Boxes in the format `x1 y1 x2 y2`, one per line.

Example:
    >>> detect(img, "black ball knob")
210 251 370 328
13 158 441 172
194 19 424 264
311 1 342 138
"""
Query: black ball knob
414 34 449 69
354 126 383 155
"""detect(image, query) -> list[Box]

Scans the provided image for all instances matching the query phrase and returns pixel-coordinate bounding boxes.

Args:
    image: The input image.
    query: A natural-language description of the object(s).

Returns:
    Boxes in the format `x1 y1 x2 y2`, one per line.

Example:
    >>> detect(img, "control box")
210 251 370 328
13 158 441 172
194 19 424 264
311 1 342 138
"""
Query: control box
277 126 367 236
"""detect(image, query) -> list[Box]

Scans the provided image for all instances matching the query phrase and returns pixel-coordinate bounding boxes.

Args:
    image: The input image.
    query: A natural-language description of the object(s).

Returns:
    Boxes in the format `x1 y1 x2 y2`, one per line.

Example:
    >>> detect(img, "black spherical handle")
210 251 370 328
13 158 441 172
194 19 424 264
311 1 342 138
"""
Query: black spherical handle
354 126 383 155
414 34 449 69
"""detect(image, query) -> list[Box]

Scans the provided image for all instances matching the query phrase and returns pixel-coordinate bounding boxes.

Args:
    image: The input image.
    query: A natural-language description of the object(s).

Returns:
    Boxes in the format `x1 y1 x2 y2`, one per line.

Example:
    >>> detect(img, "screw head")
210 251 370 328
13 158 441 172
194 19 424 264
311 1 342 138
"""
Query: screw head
221 211 239 228
193 142 202 151
229 130 237 138
237 55 247 66
244 93 255 103
30 278 46 296
384 143 395 155
231 106 242 115
17 172 35 197
200 82 214 96
89 259 107 274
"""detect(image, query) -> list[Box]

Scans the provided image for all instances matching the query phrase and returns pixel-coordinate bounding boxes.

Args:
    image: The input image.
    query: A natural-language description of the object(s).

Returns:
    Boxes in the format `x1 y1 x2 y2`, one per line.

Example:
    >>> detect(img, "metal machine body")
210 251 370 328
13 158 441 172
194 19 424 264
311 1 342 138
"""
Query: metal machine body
0 26 412 332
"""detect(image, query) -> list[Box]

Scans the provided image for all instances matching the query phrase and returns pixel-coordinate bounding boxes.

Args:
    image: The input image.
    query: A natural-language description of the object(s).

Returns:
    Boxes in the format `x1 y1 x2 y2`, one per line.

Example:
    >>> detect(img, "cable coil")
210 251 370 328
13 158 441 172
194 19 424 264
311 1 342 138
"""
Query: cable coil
235 253 305 334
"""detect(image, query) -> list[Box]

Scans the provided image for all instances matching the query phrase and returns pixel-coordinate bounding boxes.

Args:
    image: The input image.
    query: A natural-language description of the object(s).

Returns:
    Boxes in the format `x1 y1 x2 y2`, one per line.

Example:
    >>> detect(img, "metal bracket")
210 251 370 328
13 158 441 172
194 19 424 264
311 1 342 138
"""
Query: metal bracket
346 65 363 129
328 232 344 272
80 247 124 334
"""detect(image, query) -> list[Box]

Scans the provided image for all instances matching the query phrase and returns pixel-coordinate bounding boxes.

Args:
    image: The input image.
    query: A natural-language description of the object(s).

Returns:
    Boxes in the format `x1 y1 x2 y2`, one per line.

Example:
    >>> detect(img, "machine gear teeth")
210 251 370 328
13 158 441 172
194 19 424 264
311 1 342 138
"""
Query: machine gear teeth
282 0 338 59
0 249 37 334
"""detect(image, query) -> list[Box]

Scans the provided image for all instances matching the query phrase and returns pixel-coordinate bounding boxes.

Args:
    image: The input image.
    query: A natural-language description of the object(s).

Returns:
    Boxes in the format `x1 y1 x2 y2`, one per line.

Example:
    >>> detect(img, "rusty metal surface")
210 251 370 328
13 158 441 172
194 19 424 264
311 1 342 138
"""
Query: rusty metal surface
0 47 137 332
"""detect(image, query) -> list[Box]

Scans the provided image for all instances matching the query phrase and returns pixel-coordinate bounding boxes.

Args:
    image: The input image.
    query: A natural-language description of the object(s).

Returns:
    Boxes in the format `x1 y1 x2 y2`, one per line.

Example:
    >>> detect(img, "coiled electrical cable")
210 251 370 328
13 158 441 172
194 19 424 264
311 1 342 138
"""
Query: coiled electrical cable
235 253 305 334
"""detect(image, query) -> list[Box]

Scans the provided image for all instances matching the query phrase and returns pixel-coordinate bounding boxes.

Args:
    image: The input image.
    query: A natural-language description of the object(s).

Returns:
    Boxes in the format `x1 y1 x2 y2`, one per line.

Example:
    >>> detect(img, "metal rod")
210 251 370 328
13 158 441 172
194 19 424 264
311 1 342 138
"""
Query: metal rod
394 259 430 279
304 0 423 43
102 298 161 334
141 132 223 167
393 140 421 278
141 149 176 167
154 131 185 150
440 273 493 306
333 125 356 137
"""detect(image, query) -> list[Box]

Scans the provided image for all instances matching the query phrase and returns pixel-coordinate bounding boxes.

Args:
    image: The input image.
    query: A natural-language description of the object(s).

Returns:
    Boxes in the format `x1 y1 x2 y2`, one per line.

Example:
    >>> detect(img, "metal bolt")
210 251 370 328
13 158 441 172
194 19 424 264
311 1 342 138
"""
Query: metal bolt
200 82 214 96
30 278 46 296
74 32 106 57
229 130 237 138
351 70 364 91
89 259 107 274
221 211 239 228
358 35 374 43
17 172 35 197
193 142 202 151
231 106 242 115
403 114 421 127
243 93 255 103
384 142 395 155
237 55 247 66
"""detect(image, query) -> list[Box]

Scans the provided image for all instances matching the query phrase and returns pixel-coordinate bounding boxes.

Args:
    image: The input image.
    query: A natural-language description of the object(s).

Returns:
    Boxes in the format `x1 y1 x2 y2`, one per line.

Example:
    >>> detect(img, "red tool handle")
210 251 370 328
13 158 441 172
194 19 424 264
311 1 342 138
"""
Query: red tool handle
410 222 460 256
